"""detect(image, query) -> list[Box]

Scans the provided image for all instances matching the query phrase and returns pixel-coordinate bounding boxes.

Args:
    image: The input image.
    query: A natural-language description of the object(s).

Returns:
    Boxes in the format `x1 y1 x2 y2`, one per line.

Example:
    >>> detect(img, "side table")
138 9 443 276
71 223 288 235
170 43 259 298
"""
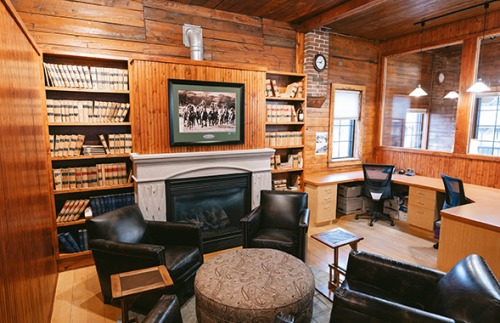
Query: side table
111 266 173 323
311 227 363 301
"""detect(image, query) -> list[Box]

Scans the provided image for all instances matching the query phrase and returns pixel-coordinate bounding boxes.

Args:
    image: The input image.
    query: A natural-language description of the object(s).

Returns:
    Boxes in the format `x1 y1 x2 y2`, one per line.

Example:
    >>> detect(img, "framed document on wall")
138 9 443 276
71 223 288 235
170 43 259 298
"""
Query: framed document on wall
168 79 245 147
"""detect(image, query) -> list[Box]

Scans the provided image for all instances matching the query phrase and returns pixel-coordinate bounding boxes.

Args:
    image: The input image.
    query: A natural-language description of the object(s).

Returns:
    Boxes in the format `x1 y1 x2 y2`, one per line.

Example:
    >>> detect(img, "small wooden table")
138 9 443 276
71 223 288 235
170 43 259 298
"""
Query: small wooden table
311 228 363 301
111 266 173 323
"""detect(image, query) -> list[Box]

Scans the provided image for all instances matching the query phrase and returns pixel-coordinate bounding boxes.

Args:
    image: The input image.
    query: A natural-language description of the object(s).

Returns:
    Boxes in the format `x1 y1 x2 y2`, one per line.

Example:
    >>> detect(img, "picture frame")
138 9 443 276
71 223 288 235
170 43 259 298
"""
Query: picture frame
168 79 245 147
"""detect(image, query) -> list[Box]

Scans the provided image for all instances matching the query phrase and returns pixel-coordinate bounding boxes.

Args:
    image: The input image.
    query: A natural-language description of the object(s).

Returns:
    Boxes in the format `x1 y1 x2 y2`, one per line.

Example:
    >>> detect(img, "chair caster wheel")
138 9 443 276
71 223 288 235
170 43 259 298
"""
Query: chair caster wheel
355 216 359 220
369 222 373 226
390 222 395 226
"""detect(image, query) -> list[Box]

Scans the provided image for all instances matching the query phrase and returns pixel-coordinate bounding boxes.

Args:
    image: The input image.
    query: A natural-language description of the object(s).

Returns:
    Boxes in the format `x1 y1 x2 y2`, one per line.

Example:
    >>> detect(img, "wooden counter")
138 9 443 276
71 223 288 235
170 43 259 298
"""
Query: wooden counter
305 171 500 278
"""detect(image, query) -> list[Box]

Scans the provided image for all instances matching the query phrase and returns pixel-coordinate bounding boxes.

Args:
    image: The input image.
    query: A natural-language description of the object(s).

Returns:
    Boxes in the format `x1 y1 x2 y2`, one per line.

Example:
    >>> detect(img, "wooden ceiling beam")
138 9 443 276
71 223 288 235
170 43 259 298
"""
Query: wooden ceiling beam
297 0 388 33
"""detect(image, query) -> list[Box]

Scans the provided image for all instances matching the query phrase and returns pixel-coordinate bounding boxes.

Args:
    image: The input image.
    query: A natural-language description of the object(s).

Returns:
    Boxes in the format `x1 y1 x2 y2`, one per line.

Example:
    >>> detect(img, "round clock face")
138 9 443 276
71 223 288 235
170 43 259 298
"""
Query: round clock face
314 54 326 72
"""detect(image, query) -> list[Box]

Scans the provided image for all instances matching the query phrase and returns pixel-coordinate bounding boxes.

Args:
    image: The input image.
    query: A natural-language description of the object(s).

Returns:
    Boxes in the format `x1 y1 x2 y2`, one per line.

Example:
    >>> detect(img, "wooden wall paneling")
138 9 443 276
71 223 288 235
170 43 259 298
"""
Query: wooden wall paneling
454 38 479 155
295 32 305 73
0 0 57 322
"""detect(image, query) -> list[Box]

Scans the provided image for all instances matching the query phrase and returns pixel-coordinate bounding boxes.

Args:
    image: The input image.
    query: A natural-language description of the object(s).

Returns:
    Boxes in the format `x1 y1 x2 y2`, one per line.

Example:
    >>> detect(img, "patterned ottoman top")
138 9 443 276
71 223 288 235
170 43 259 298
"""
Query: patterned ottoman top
194 248 314 310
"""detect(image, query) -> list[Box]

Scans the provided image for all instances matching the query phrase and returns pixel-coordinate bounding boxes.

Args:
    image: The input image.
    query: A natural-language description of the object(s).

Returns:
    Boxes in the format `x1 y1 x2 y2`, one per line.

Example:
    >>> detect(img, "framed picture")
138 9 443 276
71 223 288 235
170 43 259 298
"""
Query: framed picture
168 79 245 147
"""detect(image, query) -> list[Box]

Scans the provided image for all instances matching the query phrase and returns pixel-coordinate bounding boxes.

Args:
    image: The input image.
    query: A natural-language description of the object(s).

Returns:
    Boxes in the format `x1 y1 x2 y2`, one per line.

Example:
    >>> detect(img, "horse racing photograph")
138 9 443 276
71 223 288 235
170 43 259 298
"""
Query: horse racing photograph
177 90 237 133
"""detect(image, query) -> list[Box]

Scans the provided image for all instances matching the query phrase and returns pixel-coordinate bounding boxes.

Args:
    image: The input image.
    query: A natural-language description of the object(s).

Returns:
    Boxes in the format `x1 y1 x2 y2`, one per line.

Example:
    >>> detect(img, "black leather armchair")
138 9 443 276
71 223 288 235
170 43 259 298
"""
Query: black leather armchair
330 250 500 323
86 204 203 312
241 190 309 262
143 295 183 323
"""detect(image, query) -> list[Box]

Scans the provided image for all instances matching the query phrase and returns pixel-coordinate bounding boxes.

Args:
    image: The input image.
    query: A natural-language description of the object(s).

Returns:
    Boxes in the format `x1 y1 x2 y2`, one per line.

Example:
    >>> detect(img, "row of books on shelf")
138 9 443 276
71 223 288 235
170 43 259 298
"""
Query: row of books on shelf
272 177 301 191
265 80 303 98
90 193 135 217
265 132 303 147
43 63 128 90
47 100 130 123
49 134 132 157
56 199 89 223
58 231 89 253
270 152 303 170
266 105 301 123
53 163 131 191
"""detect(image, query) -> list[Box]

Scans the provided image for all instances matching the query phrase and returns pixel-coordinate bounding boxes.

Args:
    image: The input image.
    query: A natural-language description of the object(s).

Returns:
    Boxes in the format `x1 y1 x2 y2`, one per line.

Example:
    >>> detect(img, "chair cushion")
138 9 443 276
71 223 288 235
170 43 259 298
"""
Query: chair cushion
163 245 201 281
250 228 297 255
427 254 500 323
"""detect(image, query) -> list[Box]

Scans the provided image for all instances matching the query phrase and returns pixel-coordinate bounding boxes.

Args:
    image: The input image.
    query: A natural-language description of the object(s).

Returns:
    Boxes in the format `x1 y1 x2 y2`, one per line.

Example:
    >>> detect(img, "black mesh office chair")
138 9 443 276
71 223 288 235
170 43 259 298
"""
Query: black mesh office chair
355 163 396 226
434 174 467 249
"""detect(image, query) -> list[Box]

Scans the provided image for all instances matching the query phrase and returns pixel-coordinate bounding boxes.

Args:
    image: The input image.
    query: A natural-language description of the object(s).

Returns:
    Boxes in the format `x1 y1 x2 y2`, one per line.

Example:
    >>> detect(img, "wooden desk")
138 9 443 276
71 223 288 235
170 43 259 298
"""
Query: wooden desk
305 171 500 278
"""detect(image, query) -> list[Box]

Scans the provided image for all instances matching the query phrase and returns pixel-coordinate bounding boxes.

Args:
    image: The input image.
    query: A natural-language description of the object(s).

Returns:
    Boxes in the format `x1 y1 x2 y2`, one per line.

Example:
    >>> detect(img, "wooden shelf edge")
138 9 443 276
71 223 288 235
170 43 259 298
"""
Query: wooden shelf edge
46 86 129 94
54 183 134 194
266 122 305 125
48 122 131 126
268 145 304 149
271 168 304 173
266 97 305 101
52 154 130 161
266 71 306 77
58 250 92 259
56 219 86 227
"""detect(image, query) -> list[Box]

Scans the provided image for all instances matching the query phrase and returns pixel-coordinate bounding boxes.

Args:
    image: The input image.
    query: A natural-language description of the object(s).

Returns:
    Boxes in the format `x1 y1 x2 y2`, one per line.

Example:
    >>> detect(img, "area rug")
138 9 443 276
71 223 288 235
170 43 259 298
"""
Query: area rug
118 266 333 323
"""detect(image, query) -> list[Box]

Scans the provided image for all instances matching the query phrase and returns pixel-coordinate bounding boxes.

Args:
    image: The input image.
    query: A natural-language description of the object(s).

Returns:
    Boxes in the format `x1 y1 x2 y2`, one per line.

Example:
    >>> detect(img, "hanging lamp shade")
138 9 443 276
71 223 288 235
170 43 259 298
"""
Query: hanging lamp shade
444 90 459 99
409 84 428 97
467 79 491 92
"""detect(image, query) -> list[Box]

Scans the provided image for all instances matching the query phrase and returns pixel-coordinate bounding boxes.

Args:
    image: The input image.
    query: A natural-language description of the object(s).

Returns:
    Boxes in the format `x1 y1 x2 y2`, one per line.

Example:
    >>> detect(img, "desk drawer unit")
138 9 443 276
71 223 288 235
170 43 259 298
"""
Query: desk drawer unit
408 186 439 231
305 183 337 225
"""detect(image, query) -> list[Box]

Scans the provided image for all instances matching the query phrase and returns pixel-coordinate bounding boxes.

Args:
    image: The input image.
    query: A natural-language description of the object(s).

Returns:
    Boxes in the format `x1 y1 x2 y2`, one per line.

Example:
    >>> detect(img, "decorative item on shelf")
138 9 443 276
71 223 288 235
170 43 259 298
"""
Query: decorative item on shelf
409 22 428 97
444 91 459 99
467 3 491 93
297 103 304 122
168 79 245 146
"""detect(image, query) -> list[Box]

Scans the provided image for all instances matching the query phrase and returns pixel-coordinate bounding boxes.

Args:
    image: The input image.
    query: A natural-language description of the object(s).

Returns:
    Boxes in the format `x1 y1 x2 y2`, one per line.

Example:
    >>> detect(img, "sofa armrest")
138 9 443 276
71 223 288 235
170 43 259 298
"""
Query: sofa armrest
143 295 183 323
296 208 310 262
345 250 445 306
240 206 262 247
89 239 165 261
147 221 203 253
299 208 310 230
331 286 455 323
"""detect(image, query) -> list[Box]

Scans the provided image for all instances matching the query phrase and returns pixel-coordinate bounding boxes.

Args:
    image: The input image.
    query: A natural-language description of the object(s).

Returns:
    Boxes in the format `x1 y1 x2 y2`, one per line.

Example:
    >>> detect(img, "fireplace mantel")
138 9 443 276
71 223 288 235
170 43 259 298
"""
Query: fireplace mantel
130 149 275 221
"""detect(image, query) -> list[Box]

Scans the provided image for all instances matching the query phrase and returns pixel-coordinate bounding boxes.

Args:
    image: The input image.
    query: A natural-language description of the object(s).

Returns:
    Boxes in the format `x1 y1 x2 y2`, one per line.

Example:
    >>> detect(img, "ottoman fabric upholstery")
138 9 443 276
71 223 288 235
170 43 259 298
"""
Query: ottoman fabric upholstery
195 249 314 323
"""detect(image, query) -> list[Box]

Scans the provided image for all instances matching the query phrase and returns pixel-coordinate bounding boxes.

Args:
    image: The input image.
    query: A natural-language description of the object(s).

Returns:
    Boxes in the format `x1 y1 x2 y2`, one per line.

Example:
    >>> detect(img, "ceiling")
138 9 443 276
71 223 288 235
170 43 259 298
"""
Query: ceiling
172 0 500 41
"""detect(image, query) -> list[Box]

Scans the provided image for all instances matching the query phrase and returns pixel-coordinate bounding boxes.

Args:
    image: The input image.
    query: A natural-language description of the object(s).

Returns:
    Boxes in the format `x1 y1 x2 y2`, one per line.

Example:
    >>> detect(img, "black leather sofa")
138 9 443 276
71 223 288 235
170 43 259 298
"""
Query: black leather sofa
86 204 203 313
330 250 500 322
241 190 309 262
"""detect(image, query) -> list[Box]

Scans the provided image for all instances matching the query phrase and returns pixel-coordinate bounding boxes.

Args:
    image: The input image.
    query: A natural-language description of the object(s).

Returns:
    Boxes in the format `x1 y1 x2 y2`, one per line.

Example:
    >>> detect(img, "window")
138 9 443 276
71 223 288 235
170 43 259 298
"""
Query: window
328 84 365 166
471 96 500 156
404 112 424 148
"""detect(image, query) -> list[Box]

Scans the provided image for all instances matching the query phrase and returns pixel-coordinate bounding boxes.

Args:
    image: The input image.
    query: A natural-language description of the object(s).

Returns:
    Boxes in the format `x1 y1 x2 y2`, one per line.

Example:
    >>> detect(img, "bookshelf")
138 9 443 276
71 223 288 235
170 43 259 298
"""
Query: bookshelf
43 53 134 271
265 71 307 191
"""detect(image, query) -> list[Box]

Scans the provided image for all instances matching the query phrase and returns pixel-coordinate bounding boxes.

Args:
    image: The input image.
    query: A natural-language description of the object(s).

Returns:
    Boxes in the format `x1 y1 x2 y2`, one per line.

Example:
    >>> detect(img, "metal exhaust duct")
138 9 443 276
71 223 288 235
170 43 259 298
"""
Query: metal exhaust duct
183 24 203 61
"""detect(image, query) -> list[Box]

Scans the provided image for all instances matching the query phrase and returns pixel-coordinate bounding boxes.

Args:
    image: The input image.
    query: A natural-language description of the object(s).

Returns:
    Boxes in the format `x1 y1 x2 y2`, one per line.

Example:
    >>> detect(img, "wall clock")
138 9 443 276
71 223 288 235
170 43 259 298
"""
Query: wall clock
438 72 445 83
313 53 327 72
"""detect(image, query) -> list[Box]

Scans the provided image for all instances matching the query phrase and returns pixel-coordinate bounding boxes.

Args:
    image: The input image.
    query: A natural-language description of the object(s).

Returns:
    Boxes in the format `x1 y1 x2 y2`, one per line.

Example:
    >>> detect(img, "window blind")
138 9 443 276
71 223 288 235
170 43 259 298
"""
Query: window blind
334 90 360 120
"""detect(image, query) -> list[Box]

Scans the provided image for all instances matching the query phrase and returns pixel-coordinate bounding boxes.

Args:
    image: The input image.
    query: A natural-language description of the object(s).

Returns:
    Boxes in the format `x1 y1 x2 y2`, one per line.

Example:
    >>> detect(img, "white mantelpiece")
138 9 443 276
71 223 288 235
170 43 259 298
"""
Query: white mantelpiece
130 149 275 221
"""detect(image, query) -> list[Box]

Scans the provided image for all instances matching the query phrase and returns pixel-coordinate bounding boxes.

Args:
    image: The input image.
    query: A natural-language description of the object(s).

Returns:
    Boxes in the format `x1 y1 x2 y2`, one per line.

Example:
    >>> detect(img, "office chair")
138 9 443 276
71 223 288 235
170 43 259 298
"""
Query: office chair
355 163 396 226
434 174 467 249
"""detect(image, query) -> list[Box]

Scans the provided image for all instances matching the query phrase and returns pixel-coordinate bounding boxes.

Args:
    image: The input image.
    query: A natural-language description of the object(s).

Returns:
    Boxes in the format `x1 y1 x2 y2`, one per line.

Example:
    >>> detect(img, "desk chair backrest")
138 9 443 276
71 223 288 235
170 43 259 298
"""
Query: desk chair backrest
440 174 466 210
362 164 396 201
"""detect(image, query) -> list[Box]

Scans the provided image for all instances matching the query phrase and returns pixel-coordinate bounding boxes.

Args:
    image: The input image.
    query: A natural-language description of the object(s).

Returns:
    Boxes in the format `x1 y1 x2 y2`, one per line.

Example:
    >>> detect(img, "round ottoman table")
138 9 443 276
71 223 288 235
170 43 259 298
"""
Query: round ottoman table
195 248 314 323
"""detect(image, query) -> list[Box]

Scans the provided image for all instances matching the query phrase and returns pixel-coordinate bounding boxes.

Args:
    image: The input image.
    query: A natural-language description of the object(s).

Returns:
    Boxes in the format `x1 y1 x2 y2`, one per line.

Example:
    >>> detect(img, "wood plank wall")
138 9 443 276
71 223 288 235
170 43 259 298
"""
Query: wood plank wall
0 0 57 322
376 9 500 188
305 33 380 173
130 60 266 154
12 0 297 72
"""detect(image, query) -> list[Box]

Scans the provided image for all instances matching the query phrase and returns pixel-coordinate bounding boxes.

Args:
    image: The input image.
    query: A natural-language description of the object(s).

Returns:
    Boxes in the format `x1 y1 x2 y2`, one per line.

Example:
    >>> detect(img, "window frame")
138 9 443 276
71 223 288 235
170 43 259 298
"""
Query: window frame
327 83 366 169
470 93 500 156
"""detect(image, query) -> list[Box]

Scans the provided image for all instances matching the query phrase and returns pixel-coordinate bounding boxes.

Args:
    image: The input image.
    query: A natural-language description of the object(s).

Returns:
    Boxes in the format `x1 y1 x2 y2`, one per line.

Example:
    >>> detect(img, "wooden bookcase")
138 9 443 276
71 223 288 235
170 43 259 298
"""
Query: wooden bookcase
265 71 307 191
42 53 134 271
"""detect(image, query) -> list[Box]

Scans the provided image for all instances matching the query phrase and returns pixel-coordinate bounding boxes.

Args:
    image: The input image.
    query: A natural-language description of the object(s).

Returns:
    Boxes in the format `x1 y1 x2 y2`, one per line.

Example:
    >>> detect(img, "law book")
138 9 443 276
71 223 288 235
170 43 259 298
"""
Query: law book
62 135 70 157
105 164 113 186
68 134 77 156
119 103 130 122
75 167 82 189
112 163 119 185
270 155 275 168
275 154 281 170
265 132 269 147
286 105 291 122
71 66 83 88
90 166 98 187
272 105 278 122
265 79 273 97
123 70 129 90
76 134 85 156
56 200 72 223
273 179 287 185
272 80 280 97
97 164 103 186
63 65 77 88
65 233 81 252
77 101 84 123
60 200 78 222
291 82 299 98
68 167 76 189
58 233 75 253
290 174 301 188
276 132 282 147
127 169 133 183
76 66 87 88
120 162 127 184
83 66 93 89
46 99 55 122
49 135 55 157
61 168 69 190
70 199 89 221
89 198 97 216
108 134 115 154
43 63 52 86
63 199 82 222
90 67 97 89
54 135 61 157
101 101 108 122
83 229 89 251
269 132 276 147
118 69 124 90
273 183 287 188
82 167 89 188
54 100 62 122
125 134 132 153
46 64 57 87
119 134 126 154
78 230 85 251
51 64 64 87
298 82 303 98
283 83 294 98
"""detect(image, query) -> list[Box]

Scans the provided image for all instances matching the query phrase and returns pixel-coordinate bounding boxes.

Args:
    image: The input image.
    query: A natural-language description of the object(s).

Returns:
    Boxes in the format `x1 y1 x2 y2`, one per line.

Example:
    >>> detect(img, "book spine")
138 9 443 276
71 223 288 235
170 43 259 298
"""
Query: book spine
65 232 81 252
123 70 128 90
90 197 97 216
83 229 89 251
58 233 75 253
78 230 85 251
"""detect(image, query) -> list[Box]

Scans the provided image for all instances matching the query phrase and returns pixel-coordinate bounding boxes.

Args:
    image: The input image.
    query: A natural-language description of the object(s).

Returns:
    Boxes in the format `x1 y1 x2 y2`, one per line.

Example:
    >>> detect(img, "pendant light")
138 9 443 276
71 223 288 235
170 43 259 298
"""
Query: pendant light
410 23 428 97
467 3 491 93
444 91 459 99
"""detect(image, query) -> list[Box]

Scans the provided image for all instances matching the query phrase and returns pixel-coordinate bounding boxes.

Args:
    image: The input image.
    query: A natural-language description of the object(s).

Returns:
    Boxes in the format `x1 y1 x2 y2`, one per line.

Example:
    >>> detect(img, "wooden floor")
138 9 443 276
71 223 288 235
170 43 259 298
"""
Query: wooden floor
50 214 438 323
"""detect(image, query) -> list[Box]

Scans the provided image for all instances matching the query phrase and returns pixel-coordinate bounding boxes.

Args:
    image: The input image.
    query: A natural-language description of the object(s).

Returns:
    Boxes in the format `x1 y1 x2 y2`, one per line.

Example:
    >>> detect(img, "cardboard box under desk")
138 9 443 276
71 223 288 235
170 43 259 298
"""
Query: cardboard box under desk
338 182 363 198
337 195 363 214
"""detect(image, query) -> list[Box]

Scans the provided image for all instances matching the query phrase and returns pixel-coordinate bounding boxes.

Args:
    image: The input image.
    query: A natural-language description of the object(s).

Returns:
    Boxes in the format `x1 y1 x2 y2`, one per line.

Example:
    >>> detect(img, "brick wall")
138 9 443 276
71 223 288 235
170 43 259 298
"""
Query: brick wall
305 27 330 108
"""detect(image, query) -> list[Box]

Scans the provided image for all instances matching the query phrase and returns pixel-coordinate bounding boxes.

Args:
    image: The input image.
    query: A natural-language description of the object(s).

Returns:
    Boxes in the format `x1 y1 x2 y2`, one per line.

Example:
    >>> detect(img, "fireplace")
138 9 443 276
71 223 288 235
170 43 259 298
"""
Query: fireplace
165 173 251 253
